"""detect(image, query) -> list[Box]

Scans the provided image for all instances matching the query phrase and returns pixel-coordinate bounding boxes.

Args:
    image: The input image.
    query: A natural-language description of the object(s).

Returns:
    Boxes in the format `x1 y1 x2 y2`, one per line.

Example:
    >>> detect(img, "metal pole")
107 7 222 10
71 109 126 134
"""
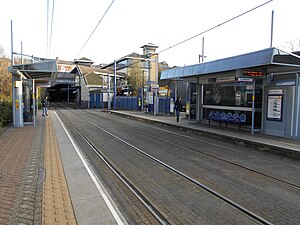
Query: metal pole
199 37 205 63
270 10 274 48
202 37 205 62
114 60 117 109
21 42 23 64
142 70 144 111
33 80 36 126
154 54 159 115
108 73 111 110
67 84 69 102
102 74 104 108
294 73 299 138
11 21 14 65
11 20 16 126
251 79 256 134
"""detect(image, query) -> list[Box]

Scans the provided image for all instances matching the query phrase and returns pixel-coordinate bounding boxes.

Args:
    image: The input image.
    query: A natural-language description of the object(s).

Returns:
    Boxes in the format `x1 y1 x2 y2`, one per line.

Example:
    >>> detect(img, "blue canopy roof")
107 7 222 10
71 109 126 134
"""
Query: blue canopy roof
161 48 300 80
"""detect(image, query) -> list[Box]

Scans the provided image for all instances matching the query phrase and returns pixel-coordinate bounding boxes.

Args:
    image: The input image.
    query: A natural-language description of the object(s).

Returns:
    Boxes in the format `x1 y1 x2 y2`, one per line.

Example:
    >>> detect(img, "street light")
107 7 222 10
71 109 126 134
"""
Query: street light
146 52 159 115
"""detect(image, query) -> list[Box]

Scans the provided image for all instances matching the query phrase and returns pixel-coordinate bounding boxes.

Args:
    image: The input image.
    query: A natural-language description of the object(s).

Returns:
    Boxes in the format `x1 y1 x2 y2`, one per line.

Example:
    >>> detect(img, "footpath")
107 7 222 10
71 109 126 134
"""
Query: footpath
0 109 299 225
0 114 76 225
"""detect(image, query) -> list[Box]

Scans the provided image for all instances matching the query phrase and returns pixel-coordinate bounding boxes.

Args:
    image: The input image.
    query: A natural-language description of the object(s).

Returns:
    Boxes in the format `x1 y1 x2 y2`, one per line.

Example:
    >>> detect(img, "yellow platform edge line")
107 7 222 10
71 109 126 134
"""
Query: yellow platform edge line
42 115 77 225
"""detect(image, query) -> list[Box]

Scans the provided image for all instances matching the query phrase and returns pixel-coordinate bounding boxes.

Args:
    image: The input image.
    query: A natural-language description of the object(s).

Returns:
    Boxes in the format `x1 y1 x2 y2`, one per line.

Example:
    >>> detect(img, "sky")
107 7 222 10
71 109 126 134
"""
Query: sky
0 0 299 67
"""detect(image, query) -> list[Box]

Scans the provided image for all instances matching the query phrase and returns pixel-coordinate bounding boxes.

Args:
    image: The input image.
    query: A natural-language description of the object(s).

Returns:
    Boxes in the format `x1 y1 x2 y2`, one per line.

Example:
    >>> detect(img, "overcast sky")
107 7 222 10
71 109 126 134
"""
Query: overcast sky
0 0 299 67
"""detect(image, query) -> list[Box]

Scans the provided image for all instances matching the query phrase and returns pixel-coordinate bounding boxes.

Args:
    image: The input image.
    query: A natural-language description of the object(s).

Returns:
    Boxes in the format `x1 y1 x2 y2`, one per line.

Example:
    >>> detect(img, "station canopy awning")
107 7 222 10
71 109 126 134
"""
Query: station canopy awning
9 59 57 80
160 48 300 80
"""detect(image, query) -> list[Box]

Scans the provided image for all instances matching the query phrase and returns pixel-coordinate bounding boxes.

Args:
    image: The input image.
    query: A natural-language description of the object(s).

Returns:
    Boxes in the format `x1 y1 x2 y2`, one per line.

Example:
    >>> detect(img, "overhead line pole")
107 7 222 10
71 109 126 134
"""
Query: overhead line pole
114 60 117 110
49 0 55 57
270 10 274 48
47 0 49 57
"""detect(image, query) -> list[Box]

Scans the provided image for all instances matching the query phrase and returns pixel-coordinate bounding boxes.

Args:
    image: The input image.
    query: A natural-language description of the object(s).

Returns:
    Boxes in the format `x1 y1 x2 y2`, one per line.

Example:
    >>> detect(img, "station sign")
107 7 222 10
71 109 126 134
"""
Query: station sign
238 77 253 82
35 80 51 87
58 64 76 72
269 89 284 94
216 76 235 82
242 70 264 77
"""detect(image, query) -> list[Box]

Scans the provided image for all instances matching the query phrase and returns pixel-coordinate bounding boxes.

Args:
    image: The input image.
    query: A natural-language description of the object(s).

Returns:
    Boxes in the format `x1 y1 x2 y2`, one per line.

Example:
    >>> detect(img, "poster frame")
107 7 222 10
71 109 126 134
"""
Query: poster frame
267 94 283 121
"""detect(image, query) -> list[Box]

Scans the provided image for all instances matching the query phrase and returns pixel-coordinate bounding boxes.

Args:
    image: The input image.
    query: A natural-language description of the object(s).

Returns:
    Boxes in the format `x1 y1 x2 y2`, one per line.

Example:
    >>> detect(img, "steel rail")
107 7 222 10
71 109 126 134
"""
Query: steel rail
62 108 273 225
86 109 300 190
55 109 168 225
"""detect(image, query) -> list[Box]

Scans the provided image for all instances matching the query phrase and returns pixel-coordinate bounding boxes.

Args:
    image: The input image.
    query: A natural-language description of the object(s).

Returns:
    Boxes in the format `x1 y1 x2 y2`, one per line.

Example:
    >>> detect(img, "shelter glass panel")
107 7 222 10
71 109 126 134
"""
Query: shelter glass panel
22 79 35 123
203 81 262 108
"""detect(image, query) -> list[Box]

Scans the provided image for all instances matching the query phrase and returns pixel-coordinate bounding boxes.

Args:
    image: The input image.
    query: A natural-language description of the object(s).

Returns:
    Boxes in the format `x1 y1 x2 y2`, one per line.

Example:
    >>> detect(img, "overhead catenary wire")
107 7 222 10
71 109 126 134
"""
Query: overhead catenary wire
158 0 274 54
48 0 55 57
106 0 274 69
77 0 115 57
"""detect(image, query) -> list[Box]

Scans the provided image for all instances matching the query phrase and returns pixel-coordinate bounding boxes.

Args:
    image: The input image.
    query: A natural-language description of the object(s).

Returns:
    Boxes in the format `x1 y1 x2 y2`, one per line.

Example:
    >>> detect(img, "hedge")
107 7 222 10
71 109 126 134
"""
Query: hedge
0 102 12 127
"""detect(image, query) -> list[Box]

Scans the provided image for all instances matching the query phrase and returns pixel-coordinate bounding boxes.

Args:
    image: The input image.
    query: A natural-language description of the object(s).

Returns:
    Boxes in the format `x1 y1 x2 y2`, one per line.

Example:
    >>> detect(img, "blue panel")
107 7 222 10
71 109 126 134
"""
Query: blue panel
96 94 100 108
217 59 234 71
193 64 205 75
101 93 104 108
183 66 194 77
159 98 165 113
124 97 128 109
149 104 154 112
90 94 94 108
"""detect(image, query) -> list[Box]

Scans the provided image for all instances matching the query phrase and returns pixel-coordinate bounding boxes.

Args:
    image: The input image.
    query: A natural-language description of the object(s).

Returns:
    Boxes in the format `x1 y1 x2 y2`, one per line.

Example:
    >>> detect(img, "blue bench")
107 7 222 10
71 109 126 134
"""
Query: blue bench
208 111 246 129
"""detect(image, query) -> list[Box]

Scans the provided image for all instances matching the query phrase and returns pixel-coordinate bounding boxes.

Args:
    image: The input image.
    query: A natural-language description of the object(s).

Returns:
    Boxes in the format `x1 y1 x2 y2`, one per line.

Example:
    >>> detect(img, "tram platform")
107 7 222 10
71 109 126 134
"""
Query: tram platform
108 110 300 159
0 108 300 225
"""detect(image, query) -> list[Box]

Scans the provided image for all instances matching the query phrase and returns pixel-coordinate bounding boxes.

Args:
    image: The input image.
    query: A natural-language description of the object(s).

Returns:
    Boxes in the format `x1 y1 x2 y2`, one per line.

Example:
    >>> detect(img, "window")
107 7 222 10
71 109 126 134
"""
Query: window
203 81 262 108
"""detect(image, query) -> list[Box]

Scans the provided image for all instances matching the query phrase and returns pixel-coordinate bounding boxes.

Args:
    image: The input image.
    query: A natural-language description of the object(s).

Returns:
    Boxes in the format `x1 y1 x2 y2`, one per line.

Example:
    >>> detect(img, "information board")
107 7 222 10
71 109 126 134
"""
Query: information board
267 95 283 121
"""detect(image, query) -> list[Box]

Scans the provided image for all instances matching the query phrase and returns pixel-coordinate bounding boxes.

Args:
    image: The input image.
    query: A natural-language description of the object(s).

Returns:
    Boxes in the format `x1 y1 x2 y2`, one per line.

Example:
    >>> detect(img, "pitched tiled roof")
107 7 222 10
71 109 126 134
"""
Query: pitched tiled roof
77 65 125 86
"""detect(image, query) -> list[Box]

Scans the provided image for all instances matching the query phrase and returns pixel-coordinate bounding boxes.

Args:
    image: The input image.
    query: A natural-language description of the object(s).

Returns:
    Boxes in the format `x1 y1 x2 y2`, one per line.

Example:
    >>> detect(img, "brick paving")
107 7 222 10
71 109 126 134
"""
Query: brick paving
0 121 43 225
0 115 77 225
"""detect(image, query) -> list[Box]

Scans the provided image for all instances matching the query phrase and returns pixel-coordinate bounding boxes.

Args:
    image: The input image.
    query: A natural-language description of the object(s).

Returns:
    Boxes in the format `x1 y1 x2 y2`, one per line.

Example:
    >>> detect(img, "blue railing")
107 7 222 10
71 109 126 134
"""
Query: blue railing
90 94 173 113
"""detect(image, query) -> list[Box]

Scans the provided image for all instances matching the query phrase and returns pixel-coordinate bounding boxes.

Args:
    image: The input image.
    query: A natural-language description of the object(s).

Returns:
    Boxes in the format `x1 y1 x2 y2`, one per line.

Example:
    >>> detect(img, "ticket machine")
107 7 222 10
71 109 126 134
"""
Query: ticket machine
263 82 298 138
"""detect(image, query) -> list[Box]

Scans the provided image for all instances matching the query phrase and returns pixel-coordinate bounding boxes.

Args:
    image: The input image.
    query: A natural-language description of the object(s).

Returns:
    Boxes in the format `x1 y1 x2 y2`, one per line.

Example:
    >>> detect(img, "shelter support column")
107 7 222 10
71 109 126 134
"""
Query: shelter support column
196 82 202 122
293 73 299 138
251 79 256 134
12 75 23 127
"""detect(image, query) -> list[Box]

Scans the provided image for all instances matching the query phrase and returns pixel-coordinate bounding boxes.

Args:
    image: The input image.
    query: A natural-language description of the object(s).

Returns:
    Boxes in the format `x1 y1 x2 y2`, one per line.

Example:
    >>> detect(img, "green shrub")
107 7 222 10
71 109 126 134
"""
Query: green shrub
0 101 12 127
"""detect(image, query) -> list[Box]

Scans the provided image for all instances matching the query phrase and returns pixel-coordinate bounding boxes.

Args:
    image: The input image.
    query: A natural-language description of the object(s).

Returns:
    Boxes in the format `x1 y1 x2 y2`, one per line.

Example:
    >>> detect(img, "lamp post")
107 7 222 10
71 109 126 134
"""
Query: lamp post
146 52 159 116
154 54 159 115
142 70 145 111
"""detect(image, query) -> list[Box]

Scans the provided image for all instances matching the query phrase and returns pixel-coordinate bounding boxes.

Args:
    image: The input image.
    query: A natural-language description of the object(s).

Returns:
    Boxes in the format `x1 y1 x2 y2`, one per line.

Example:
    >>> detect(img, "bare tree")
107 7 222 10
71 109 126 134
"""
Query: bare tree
127 59 144 96
282 38 300 52
0 45 7 58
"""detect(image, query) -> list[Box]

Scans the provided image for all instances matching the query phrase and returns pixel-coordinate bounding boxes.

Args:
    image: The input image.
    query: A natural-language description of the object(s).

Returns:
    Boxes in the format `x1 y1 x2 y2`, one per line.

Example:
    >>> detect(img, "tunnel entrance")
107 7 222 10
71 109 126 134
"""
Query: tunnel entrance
47 84 78 102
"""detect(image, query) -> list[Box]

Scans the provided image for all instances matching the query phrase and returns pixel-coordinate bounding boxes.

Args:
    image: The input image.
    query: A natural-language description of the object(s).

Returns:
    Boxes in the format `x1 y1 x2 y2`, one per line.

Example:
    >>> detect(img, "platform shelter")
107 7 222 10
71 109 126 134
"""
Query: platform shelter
9 59 57 127
161 48 300 139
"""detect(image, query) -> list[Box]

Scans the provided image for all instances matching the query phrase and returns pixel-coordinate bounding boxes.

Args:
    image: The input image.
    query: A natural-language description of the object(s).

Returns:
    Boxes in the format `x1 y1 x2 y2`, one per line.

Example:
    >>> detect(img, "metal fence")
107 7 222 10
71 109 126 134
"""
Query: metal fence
90 94 174 114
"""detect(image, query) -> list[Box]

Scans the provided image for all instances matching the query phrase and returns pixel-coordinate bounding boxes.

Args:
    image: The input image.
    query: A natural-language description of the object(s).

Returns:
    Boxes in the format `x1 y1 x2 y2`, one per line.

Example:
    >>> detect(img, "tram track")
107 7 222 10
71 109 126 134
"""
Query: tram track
51 103 276 224
52 104 166 224
84 108 300 190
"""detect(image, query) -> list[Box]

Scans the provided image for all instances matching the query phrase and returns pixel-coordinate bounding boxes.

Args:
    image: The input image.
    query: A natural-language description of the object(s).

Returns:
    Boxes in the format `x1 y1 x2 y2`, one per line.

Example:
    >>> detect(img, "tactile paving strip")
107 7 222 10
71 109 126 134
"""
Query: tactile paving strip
42 116 77 225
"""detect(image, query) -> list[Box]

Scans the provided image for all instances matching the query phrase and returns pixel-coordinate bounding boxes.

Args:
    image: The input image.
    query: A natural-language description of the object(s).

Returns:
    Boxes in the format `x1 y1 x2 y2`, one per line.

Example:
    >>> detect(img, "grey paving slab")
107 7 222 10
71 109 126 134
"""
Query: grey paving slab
72 197 117 225
64 165 91 181
67 177 102 199
61 156 84 167
50 111 123 225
